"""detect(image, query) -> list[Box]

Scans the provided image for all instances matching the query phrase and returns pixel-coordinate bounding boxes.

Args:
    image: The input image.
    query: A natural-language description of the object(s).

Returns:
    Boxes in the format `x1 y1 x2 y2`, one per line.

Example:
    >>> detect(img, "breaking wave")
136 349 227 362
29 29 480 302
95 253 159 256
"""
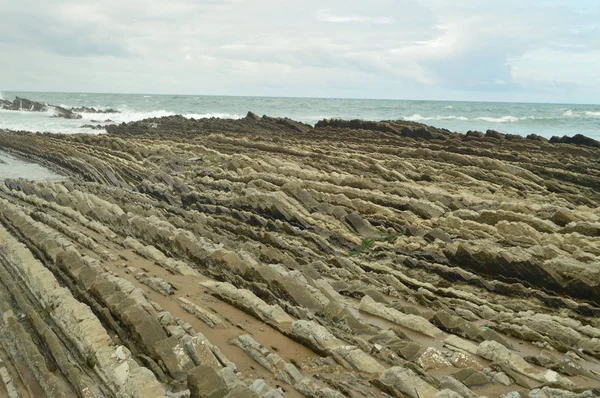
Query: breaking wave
0 107 244 135
474 116 521 123
78 110 244 124
404 114 468 122
404 114 553 123
563 109 600 117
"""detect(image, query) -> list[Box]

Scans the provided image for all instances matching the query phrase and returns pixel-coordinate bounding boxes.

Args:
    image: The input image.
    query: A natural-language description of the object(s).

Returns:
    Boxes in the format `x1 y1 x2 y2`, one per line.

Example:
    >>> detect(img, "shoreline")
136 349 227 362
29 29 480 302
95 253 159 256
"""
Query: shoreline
2 113 599 148
1 94 599 139
0 114 598 397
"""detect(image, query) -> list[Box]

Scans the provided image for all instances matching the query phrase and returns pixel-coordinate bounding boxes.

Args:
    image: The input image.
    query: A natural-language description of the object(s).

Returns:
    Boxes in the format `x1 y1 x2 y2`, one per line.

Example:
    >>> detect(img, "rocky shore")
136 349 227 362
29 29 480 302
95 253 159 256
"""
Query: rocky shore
0 97 120 120
0 113 599 398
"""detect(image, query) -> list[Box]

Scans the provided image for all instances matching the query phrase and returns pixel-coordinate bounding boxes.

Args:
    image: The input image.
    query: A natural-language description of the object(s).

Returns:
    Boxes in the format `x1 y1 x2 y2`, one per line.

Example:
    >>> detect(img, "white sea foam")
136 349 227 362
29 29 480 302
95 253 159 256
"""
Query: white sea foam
78 110 243 124
475 116 520 123
404 114 552 124
404 114 468 122
183 112 243 120
563 109 600 118
0 106 245 135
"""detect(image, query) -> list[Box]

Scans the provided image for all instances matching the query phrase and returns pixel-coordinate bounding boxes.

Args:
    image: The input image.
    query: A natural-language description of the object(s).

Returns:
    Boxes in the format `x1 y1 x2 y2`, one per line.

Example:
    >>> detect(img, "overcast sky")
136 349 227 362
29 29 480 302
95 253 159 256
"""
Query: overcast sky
1 0 599 103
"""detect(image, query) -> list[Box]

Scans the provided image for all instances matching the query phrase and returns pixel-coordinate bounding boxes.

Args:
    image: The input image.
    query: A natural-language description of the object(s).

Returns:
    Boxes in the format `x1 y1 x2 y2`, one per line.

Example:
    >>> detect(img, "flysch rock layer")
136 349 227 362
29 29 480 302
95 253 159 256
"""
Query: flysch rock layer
0 113 599 397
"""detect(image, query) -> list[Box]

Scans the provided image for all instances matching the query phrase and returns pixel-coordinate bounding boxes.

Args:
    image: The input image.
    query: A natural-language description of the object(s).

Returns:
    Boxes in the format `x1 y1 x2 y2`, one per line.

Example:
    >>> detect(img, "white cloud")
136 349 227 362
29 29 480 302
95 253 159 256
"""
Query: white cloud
316 10 394 24
0 0 598 103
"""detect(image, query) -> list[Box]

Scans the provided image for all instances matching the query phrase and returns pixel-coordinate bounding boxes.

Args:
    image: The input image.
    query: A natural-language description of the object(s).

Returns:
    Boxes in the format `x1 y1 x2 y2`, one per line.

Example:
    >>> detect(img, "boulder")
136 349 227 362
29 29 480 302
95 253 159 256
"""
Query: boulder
493 372 513 386
436 390 464 398
550 134 600 148
188 365 229 398
153 336 195 379
466 130 484 138
418 347 452 371
377 367 439 398
182 335 223 370
439 376 478 398
527 134 548 142
449 352 483 370
452 367 490 387
344 212 377 237
423 228 452 243
486 129 505 139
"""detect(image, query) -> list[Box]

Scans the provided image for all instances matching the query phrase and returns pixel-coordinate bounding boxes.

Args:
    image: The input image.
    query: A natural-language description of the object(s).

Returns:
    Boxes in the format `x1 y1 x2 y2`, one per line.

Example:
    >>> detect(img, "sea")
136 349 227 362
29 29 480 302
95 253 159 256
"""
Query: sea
1 91 599 139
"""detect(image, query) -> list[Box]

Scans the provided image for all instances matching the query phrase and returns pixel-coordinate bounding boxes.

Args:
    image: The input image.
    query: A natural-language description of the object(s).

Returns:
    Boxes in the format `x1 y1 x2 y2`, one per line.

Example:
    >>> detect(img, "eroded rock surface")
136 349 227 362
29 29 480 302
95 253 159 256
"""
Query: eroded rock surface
0 114 599 397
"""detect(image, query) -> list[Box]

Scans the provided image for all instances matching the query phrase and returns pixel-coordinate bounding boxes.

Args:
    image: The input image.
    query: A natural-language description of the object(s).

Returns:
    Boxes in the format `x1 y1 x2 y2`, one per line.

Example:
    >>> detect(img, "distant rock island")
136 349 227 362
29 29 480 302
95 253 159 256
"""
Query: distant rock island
0 96 119 119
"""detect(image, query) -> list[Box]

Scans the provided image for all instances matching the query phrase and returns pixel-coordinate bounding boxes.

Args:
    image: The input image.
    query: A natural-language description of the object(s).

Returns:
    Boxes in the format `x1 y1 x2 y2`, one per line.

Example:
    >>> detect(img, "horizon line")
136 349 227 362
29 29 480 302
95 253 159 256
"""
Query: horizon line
2 89 599 107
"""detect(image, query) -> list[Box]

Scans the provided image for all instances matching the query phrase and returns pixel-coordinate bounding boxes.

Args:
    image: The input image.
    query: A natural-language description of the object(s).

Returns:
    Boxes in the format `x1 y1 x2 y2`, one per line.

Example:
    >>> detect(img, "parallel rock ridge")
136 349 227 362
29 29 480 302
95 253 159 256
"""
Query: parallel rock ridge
0 114 599 398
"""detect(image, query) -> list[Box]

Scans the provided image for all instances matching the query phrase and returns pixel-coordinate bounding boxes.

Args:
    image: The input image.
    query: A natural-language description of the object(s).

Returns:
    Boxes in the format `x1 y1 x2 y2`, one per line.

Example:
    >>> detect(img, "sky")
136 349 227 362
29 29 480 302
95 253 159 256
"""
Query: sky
0 0 599 103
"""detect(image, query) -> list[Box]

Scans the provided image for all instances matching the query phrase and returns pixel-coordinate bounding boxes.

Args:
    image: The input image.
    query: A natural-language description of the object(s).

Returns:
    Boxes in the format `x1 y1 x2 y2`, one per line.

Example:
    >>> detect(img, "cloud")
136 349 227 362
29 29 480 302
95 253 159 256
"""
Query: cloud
316 10 394 24
0 0 598 103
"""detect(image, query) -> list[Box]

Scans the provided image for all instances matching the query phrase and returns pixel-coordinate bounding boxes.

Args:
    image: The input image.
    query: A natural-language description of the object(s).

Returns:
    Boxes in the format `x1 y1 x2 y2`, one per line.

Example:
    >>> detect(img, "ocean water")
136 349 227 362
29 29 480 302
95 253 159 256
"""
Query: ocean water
0 150 63 180
0 91 599 139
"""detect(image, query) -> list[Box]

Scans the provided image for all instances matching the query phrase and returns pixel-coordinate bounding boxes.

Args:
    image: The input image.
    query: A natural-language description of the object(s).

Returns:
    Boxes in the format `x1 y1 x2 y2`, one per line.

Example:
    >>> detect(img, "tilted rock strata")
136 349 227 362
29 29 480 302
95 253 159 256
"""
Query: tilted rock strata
0 114 599 397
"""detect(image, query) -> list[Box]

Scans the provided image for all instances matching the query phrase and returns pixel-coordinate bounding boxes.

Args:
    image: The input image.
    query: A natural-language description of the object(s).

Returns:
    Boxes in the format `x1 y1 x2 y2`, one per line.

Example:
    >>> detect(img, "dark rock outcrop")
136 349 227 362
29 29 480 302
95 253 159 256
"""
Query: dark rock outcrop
550 134 600 148
1 96 82 119
526 133 548 142
315 118 453 140
81 124 106 130
485 129 504 139
70 106 120 114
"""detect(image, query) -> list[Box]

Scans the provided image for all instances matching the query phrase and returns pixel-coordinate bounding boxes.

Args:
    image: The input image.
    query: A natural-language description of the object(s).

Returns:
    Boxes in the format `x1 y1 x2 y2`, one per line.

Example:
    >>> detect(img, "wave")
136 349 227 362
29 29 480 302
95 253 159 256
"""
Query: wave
403 114 558 124
563 109 600 117
404 114 468 122
0 107 58 117
78 110 243 123
474 116 520 123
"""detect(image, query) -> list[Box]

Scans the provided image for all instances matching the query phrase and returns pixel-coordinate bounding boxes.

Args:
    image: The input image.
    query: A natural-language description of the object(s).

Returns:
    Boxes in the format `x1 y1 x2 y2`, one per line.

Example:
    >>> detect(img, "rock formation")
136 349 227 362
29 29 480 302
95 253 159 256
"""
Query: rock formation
70 106 120 114
1 97 82 119
0 114 599 397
